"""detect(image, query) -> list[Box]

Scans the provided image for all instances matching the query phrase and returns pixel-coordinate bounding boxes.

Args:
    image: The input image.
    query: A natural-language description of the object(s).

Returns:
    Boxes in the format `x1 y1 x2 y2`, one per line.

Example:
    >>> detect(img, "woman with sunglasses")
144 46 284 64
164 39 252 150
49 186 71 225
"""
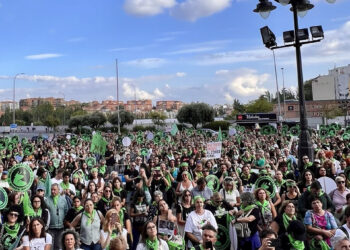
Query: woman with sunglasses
22 218 52 250
97 185 114 215
0 205 25 249
330 176 350 220
136 221 169 250
176 190 194 237
219 177 241 208
175 170 195 199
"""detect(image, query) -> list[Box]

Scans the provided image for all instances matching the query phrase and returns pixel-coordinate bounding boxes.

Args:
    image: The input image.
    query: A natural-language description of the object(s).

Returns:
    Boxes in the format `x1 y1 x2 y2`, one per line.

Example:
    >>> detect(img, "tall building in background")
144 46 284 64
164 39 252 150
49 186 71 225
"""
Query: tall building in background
312 64 350 100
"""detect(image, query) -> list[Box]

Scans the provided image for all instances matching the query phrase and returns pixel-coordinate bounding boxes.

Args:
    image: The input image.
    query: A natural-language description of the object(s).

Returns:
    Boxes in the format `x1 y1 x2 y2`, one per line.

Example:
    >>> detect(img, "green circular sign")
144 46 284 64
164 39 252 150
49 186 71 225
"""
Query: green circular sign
85 157 96 167
8 163 34 192
0 187 8 210
206 175 220 192
255 176 276 199
215 224 230 250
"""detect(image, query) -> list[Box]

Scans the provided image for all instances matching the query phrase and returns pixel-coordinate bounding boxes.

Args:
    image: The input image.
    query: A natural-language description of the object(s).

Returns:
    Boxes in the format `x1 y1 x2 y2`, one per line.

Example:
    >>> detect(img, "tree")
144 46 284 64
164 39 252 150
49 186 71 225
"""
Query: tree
233 99 245 114
109 111 134 127
150 111 167 127
32 102 54 124
177 103 214 129
245 97 273 113
43 115 60 131
86 112 106 129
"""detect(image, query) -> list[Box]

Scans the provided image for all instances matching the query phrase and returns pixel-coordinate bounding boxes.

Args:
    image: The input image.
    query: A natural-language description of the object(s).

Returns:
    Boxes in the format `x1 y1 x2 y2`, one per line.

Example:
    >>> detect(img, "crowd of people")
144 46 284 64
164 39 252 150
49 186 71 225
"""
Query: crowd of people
1 126 350 250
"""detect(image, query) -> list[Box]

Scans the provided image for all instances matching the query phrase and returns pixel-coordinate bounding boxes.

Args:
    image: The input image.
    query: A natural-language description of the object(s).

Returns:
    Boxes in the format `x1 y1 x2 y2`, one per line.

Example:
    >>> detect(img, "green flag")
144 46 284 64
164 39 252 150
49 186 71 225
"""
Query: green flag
217 127 223 141
170 123 178 136
90 132 108 156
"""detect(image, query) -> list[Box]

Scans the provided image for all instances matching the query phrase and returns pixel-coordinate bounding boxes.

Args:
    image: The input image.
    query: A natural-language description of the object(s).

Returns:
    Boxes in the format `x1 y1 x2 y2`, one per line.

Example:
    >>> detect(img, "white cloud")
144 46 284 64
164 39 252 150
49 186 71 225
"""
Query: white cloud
165 46 218 55
25 53 63 60
124 0 176 16
216 68 269 101
176 72 186 77
67 37 85 43
170 0 232 21
122 82 164 100
125 57 166 68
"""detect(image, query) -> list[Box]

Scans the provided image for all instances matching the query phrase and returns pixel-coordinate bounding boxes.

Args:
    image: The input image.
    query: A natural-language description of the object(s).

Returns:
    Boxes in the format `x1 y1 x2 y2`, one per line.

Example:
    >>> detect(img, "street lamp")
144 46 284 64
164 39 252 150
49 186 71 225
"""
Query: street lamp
281 67 286 117
254 0 334 164
59 92 66 126
13 73 25 125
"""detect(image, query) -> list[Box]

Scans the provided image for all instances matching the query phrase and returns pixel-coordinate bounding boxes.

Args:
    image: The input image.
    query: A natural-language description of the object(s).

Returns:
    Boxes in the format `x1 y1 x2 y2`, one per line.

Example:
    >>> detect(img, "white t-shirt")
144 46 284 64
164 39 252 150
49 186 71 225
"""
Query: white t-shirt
219 188 240 205
22 234 52 250
184 210 218 248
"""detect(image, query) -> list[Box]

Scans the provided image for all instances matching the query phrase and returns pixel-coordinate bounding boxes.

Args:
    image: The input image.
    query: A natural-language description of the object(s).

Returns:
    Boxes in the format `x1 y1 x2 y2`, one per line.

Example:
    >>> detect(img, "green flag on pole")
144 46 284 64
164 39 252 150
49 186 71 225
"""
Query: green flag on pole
217 127 223 141
90 132 108 156
171 123 178 136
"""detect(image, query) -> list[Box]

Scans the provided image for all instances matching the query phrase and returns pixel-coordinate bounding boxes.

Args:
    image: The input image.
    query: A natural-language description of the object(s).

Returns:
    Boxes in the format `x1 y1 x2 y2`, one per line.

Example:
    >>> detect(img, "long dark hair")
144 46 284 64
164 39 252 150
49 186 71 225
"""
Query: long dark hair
28 218 46 240
31 195 47 210
141 221 159 243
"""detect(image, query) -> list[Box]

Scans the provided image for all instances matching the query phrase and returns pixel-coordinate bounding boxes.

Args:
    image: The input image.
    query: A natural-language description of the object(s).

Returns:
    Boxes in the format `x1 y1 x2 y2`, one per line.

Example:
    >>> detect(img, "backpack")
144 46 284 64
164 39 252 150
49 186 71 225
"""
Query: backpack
340 226 350 239
234 208 254 238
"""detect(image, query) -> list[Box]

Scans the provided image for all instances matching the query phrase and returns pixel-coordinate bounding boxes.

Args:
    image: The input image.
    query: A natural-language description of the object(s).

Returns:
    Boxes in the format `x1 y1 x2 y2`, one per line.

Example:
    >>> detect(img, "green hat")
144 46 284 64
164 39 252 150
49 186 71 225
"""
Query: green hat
194 196 204 202
180 162 189 167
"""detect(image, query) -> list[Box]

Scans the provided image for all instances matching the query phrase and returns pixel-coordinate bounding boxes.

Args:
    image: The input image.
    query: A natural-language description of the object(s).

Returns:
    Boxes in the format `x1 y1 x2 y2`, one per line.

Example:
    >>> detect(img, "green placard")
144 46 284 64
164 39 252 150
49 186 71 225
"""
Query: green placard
8 163 34 192
215 224 230 250
85 157 97 167
206 175 220 192
0 187 8 210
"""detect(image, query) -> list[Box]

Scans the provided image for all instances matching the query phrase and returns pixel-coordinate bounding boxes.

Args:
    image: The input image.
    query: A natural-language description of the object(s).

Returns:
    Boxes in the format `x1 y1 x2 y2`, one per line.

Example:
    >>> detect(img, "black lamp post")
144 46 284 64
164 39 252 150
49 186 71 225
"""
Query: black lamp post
254 0 335 164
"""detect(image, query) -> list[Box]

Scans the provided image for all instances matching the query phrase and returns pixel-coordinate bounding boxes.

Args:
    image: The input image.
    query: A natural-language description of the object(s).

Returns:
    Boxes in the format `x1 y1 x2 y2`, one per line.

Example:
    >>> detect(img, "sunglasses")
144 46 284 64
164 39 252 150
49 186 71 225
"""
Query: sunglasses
337 181 345 184
9 212 19 217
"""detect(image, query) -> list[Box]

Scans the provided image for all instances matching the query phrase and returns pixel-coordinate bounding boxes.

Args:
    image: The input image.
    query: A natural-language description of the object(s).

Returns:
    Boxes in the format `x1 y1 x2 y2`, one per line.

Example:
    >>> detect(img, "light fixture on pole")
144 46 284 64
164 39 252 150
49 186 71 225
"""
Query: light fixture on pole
281 67 286 117
254 0 334 165
116 59 121 135
13 73 25 126
254 0 276 19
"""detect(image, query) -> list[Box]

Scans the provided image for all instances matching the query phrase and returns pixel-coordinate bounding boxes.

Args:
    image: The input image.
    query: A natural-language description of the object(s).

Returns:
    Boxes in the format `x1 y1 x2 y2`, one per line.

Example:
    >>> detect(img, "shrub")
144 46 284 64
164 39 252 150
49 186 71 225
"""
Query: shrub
202 121 231 131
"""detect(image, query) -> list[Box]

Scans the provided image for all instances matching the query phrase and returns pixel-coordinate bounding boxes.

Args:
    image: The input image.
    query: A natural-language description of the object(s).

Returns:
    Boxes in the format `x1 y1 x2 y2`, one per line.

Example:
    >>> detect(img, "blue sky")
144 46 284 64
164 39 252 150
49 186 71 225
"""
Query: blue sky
0 0 349 105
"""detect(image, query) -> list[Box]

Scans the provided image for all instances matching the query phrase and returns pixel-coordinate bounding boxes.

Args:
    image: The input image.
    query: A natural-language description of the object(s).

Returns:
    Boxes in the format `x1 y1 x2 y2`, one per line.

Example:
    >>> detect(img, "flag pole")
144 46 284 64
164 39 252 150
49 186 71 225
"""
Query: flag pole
116 59 121 135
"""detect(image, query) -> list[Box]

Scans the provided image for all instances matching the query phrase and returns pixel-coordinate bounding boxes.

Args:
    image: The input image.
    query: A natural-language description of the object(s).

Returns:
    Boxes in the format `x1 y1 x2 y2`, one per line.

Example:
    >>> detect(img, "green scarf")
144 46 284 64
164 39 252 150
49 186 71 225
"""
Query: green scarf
310 238 330 250
275 179 286 188
60 181 70 190
99 165 107 175
53 195 59 206
113 188 123 196
241 173 251 181
101 196 112 205
287 234 305 250
256 200 270 215
74 206 83 212
4 223 20 238
83 210 96 225
240 204 256 212
282 213 296 230
119 208 125 228
146 238 159 250
33 208 42 217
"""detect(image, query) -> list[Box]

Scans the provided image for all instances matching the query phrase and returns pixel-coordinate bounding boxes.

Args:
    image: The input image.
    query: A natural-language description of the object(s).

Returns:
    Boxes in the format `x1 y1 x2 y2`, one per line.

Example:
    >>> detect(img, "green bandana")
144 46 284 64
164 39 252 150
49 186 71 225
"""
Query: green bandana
33 208 42 217
83 210 96 225
310 238 330 250
101 196 112 205
60 182 70 190
113 188 123 196
240 204 256 212
146 238 159 250
53 195 59 206
4 223 20 239
74 206 83 212
99 165 107 175
282 212 296 230
119 208 125 228
288 234 305 250
256 200 269 215
275 179 286 188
